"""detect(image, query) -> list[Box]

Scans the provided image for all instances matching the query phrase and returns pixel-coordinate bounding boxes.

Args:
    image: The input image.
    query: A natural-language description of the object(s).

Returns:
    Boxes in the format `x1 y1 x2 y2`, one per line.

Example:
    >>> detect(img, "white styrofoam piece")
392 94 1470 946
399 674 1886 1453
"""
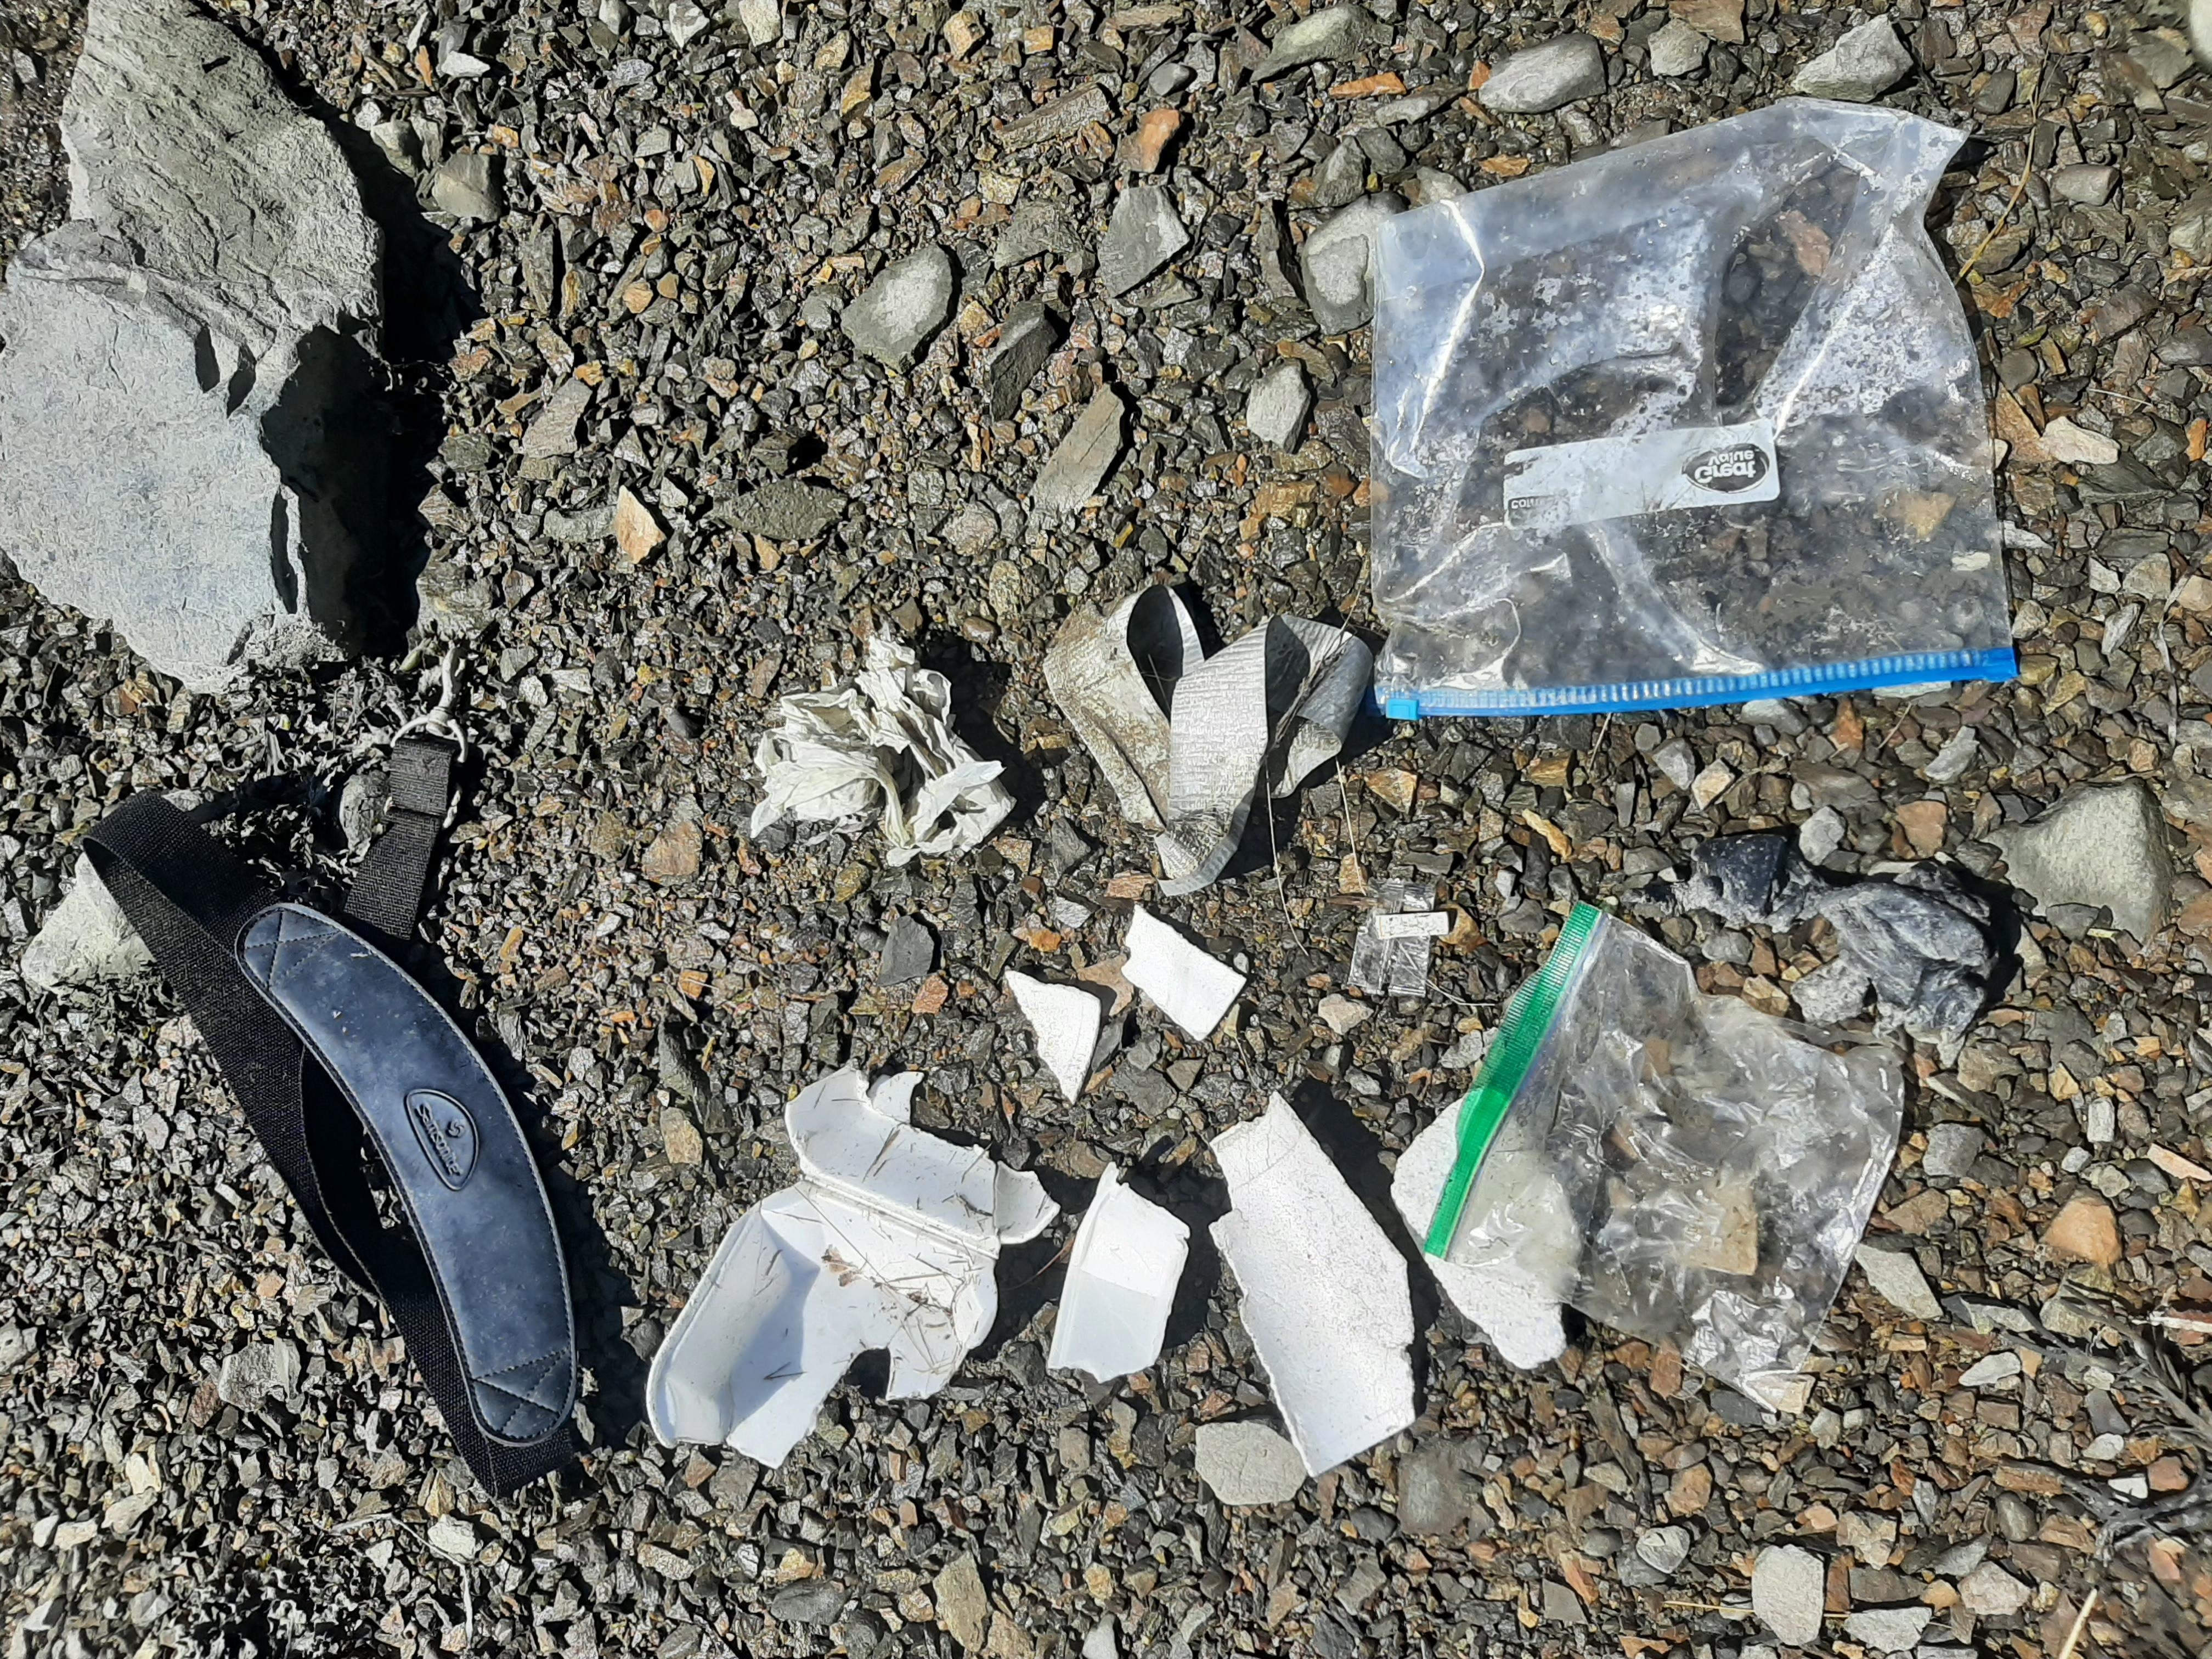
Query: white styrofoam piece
1123 906 1246 1040
1006 970 1103 1103
1047 1166 1190 1381
1391 1110 1569 1369
647 1069 1058 1464
1210 1096 1415 1474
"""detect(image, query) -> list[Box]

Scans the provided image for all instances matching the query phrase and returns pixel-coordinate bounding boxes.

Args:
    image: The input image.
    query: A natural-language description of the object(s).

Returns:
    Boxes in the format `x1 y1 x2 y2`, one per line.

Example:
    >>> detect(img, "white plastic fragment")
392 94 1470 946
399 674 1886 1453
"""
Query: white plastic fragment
1006 970 1103 1103
749 636 1013 862
646 1069 1057 1465
1044 585 1372 895
1123 907 1246 1040
1211 1096 1415 1474
1391 1110 1570 1368
1047 1166 1190 1381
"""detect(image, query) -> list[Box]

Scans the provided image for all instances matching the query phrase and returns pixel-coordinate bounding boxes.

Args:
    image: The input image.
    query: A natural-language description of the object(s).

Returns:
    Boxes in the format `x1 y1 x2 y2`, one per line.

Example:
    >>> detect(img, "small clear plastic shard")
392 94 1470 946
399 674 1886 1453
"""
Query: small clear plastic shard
1350 879 1449 996
1123 906 1246 1040
1006 969 1103 1103
1210 1096 1415 1474
749 635 1013 864
1047 1165 1190 1381
646 1069 1057 1465
1044 586 1372 895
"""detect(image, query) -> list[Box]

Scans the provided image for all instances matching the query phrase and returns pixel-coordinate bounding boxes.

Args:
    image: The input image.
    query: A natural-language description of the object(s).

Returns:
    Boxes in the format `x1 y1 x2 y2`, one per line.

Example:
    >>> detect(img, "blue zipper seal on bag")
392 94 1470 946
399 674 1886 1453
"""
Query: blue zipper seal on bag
1379 645 2019 720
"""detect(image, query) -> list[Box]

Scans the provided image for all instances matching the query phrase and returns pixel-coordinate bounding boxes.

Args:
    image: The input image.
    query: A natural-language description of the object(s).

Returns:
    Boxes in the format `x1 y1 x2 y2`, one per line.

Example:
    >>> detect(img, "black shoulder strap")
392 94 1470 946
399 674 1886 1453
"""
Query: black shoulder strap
85 738 579 1493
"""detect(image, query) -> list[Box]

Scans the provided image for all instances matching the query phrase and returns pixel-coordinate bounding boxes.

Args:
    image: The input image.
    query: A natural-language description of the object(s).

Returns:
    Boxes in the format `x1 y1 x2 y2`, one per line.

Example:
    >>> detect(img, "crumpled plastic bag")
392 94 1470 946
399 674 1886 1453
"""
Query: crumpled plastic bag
1675 832 2006 1056
1045 585 1371 894
1369 100 2013 716
1424 904 1903 1408
750 636 1012 862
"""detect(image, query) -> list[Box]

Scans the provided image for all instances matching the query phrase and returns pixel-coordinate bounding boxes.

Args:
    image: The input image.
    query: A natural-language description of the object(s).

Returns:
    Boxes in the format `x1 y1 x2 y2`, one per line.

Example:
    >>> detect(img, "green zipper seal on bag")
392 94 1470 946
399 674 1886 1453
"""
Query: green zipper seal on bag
1423 902 1605 1258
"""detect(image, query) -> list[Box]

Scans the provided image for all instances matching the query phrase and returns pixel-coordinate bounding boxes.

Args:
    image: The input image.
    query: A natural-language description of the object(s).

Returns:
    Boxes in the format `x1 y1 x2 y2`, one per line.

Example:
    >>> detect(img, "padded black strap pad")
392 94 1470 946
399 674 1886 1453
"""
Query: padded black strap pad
239 903 577 1444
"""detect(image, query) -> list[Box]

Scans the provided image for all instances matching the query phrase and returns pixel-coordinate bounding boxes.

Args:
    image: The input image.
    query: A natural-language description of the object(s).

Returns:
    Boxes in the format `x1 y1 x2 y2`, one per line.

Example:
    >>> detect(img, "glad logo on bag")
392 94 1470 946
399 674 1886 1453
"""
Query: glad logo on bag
1682 443 1769 492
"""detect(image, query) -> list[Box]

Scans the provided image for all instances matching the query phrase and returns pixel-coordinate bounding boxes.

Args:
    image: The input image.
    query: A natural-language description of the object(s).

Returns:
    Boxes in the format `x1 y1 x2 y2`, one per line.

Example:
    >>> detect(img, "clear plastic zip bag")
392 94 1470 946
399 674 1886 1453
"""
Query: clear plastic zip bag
1423 905 1904 1407
1370 100 2015 716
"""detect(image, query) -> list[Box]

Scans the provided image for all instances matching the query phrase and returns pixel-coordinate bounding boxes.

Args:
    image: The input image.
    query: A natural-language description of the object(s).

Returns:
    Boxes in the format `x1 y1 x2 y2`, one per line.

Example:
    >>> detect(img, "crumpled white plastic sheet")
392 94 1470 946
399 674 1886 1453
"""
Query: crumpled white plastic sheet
751 636 1013 862
646 1069 1057 1465
1211 1096 1415 1474
1045 586 1372 895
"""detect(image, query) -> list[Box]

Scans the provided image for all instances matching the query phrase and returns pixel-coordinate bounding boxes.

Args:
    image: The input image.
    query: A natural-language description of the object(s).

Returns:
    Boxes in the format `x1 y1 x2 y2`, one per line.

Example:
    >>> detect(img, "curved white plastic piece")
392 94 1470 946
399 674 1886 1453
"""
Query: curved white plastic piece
1047 1166 1190 1381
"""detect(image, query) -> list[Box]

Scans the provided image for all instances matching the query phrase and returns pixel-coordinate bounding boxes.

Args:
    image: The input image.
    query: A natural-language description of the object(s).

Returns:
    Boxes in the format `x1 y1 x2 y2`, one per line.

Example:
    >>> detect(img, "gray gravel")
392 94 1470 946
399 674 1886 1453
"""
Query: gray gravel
3 0 2212 1654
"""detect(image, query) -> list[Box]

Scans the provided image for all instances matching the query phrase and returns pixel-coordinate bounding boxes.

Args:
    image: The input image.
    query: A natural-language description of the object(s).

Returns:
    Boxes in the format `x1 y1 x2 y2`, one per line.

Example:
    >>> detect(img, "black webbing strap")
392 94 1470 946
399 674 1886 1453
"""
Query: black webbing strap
85 745 578 1493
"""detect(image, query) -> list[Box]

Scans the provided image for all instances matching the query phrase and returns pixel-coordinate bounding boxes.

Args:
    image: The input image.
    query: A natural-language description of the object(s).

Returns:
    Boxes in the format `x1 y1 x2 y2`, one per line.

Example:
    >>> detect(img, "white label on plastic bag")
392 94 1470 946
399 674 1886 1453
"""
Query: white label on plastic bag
1502 419 1780 531
1372 911 1450 940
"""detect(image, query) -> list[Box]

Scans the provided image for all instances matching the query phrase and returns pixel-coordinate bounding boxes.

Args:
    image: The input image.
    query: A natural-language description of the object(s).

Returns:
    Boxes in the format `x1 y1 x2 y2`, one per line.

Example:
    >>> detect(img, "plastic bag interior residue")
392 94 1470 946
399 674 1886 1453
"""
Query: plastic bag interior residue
1425 905 1904 1407
1370 100 2015 716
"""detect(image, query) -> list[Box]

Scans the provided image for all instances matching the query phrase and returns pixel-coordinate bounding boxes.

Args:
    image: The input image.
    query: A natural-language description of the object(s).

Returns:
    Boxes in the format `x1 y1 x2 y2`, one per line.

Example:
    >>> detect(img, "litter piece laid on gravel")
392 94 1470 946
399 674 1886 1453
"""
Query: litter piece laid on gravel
1006 970 1104 1104
1046 1165 1190 1382
647 1069 1057 1465
1211 1096 1415 1475
1675 832 2006 1052
1350 878 1449 996
1392 1109 1568 1367
1123 907 1246 1040
749 635 1013 864
1045 584 1371 895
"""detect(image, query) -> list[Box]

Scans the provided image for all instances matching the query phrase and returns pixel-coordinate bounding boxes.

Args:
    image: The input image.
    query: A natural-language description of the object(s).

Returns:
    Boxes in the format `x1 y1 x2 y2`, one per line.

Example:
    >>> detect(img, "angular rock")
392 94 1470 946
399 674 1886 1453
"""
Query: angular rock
1855 1244 1942 1320
737 0 780 46
1300 194 1403 334
1957 1562 2032 1617
877 916 936 986
2049 163 2119 206
1245 360 1312 449
1648 19 1709 75
1844 1607 1932 1653
20 854 153 990
522 376 594 458
1636 1526 1692 1576
1479 36 1607 112
1098 185 1190 297
984 301 1063 420
431 152 502 223
1751 1545 1825 1647
1252 7 1387 80
994 201 1085 270
769 1583 846 1626
1395 1439 1475 1535
1922 1122 1984 1180
720 478 848 541
1194 1420 1307 1505
1032 387 1126 514
842 246 956 368
1790 18 1911 100
934 1553 991 1653
217 1340 302 1408
2044 1194 2120 1266
1989 782 2171 943
0 0 384 689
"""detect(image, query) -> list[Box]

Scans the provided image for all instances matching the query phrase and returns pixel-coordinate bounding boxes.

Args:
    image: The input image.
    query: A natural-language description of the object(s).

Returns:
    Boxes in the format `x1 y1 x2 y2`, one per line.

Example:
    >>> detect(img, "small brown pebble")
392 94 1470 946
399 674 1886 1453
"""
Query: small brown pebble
2043 1195 2120 1267
911 974 950 1014
1895 799 1948 857
1666 1464 1712 1517
958 614 999 644
2148 1455 2190 1493
642 820 703 884
1121 107 1182 172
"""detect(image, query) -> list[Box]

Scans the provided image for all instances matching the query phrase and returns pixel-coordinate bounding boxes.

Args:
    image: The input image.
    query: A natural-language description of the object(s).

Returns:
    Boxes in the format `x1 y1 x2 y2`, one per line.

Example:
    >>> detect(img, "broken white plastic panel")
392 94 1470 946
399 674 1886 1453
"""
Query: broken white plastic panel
1391 1110 1568 1369
1047 1166 1190 1381
1211 1096 1415 1474
647 1069 1057 1465
1123 906 1246 1040
1351 879 1449 997
1006 970 1103 1103
1043 586 1373 895
749 635 1013 863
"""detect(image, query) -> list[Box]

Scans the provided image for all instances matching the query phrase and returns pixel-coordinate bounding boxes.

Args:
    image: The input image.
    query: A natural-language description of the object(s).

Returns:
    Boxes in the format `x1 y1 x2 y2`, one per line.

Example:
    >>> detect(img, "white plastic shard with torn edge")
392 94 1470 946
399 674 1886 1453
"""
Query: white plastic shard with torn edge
1123 906 1246 1040
1006 970 1103 1103
1210 1096 1415 1474
1043 585 1372 895
1391 1111 1568 1369
750 635 1013 863
646 1069 1058 1465
1047 1165 1190 1381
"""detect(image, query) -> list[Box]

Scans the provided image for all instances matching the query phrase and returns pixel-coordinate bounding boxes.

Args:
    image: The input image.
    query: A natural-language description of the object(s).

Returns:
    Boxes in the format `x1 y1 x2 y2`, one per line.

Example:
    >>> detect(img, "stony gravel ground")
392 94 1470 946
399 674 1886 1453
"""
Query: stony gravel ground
7 0 2212 1655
